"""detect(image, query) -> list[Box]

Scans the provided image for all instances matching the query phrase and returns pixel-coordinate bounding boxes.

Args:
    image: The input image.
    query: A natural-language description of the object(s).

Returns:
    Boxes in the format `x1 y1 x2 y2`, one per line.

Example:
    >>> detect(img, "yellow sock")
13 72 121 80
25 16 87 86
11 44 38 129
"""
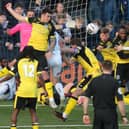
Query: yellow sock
45 82 54 99
10 127 16 129
64 97 77 116
32 123 39 129
10 124 16 129
124 95 129 104
121 87 126 94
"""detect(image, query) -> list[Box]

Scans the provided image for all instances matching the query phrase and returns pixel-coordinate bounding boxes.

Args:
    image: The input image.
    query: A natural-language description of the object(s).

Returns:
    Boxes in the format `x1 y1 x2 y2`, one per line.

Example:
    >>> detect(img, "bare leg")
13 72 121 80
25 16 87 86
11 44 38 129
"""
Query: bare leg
10 108 20 126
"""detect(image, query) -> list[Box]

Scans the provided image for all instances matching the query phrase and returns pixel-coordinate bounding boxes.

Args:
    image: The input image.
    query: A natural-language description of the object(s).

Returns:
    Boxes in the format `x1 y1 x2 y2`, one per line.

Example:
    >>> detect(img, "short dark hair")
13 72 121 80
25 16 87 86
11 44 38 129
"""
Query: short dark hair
41 7 52 15
100 27 109 34
14 2 24 9
27 9 35 13
70 38 82 47
101 60 113 71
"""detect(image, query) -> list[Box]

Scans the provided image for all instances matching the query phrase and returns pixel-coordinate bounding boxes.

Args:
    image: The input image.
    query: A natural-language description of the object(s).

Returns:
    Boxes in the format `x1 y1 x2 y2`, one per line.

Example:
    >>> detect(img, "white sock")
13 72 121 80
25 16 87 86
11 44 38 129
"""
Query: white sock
55 82 65 100
63 112 67 119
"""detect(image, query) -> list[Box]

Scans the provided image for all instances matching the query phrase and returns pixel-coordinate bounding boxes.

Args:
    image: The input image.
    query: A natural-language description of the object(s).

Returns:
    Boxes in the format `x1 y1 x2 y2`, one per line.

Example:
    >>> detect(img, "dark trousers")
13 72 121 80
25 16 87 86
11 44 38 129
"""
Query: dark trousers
93 108 118 129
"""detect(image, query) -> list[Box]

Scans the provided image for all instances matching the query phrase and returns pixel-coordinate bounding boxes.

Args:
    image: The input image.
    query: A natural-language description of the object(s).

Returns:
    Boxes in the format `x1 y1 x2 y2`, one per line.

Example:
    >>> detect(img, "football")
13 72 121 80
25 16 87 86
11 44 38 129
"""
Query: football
86 22 100 35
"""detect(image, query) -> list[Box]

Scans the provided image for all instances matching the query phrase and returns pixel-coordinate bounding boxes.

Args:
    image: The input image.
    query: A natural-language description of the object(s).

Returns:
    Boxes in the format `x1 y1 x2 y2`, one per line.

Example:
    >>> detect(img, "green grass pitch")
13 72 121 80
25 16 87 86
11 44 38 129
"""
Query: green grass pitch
0 100 129 129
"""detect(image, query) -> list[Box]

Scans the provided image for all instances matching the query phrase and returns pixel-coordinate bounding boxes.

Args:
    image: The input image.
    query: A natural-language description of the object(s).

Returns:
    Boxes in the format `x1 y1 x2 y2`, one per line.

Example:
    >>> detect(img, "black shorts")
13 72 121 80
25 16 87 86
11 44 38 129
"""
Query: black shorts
33 49 49 71
93 109 118 129
14 96 37 110
116 63 129 83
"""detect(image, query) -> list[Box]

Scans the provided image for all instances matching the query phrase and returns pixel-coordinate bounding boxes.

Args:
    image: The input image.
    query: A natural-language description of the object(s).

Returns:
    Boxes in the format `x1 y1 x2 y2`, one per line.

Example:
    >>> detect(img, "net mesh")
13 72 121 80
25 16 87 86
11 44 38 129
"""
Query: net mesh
28 0 87 19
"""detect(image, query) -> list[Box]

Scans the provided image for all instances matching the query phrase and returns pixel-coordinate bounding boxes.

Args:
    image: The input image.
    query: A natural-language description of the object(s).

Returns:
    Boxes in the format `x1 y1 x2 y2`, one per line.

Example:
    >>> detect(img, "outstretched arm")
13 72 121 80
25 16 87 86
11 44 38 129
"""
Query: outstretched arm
5 3 27 22
7 23 21 35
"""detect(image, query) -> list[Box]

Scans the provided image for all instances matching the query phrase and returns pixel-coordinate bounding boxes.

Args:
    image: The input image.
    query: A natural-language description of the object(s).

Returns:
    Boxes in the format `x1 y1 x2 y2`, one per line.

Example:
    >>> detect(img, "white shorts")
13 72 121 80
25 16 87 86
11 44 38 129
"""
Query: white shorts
47 53 62 77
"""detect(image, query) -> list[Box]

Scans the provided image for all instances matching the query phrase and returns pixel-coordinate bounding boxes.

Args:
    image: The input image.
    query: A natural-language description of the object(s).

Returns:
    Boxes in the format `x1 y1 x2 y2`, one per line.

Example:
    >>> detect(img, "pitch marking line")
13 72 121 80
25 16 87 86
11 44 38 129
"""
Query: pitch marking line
0 124 129 128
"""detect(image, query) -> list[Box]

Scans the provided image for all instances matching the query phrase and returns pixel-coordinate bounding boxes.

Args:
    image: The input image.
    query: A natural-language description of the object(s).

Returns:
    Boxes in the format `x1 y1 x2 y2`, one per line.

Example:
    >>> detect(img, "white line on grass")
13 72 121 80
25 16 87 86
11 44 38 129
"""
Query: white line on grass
0 103 93 107
0 124 129 128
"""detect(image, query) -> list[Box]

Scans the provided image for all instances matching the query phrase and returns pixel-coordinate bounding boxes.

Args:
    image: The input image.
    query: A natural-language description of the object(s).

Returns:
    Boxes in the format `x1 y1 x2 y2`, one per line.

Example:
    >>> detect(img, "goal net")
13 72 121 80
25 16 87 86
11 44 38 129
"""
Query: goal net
28 0 87 20
28 0 88 42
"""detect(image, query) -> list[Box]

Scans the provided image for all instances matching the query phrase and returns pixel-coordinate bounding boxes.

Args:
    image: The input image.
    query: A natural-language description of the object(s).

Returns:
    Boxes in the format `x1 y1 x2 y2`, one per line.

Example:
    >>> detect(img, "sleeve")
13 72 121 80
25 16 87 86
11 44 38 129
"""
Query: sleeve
7 23 21 35
6 66 15 76
49 22 56 39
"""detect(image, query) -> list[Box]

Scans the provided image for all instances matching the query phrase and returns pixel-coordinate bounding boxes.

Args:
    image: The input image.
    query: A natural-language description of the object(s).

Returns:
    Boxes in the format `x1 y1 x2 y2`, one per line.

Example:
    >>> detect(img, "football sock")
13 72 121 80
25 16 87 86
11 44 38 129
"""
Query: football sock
10 124 16 129
45 81 57 108
123 94 129 104
10 127 16 129
45 81 54 99
32 123 39 129
55 82 65 101
63 97 77 118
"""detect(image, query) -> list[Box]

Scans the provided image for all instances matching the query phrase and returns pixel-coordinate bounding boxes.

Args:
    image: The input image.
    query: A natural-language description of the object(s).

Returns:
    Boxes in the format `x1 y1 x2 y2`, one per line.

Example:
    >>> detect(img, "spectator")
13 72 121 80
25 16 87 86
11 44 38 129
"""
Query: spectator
29 0 44 17
117 0 129 22
88 0 117 25
0 12 9 59
52 2 72 23
0 13 6 41
6 2 25 60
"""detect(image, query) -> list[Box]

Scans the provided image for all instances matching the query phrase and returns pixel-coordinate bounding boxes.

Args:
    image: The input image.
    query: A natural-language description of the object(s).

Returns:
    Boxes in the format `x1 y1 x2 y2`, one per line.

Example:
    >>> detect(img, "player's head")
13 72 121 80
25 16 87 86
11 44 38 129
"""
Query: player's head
40 7 52 23
70 38 83 48
117 26 127 40
101 60 113 73
100 27 110 42
26 9 35 18
19 46 35 61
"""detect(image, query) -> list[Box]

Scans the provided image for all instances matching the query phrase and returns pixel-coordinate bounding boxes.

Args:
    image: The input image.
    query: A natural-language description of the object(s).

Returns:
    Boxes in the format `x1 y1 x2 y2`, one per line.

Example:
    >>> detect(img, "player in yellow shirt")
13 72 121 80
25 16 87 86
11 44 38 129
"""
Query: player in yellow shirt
54 38 101 121
5 2 57 108
10 46 42 129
